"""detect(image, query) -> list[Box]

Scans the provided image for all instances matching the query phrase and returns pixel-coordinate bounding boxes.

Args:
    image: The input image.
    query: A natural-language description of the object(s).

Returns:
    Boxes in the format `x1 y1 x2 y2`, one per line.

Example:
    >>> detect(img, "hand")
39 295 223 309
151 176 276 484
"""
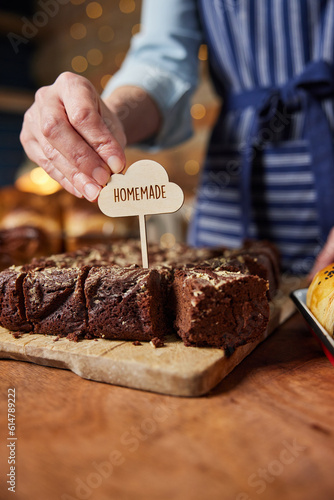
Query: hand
308 227 334 282
20 72 127 201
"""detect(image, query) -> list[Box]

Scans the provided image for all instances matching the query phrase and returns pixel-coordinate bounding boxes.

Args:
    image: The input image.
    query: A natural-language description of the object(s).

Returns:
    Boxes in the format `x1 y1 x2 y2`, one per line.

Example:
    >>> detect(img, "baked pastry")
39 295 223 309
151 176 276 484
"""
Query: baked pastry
0 188 62 269
59 193 138 252
172 268 269 351
307 263 334 337
0 226 54 270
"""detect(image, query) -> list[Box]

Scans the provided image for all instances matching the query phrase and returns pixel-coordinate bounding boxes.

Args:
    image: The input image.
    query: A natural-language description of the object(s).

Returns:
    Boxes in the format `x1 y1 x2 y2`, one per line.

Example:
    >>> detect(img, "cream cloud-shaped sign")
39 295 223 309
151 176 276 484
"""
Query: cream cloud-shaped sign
98 159 184 217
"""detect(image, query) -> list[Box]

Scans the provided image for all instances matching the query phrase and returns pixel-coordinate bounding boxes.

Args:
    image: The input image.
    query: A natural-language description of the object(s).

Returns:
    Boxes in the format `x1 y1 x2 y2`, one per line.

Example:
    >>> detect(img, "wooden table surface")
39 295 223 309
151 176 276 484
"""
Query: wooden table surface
0 313 333 500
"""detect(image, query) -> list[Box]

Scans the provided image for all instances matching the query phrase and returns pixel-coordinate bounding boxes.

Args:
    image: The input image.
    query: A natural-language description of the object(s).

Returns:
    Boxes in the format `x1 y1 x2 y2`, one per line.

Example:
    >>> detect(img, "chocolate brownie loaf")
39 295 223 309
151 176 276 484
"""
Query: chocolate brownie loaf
85 266 170 341
23 266 90 339
172 268 269 352
0 266 31 332
0 263 170 342
0 239 279 351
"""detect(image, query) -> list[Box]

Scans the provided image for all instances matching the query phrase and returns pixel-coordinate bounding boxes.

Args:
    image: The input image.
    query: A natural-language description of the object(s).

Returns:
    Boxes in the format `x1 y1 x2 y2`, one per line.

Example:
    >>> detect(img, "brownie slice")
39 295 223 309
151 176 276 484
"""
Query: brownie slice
0 266 31 332
241 239 281 290
172 268 269 352
85 266 170 341
23 265 90 338
223 245 280 299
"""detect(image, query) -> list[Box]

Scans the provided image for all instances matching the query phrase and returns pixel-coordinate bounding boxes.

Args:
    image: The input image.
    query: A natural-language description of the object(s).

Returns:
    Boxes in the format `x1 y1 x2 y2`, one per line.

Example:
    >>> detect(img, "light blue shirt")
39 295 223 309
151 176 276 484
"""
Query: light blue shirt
102 0 203 149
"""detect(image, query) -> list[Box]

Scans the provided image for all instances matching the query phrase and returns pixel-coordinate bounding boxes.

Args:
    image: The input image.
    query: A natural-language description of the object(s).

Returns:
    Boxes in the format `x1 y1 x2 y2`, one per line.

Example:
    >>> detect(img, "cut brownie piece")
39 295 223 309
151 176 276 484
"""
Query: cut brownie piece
23 265 90 338
241 239 281 290
85 266 170 341
0 266 31 332
222 244 280 299
172 268 269 352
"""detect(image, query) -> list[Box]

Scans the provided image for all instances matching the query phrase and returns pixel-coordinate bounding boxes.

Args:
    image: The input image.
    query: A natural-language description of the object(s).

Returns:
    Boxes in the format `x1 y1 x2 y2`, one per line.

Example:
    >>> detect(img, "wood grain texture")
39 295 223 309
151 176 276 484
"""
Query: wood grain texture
0 314 334 500
0 289 295 397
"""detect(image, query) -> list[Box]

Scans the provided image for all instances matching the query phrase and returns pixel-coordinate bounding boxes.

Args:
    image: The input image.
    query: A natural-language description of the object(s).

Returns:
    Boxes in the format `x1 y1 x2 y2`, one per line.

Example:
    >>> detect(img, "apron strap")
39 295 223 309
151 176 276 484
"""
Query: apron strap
225 60 334 242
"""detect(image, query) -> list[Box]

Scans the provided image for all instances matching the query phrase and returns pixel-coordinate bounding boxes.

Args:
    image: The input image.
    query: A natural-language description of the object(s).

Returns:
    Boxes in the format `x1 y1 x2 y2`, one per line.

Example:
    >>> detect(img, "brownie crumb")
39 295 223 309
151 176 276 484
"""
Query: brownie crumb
66 332 81 342
132 340 142 346
150 337 165 348
12 332 22 339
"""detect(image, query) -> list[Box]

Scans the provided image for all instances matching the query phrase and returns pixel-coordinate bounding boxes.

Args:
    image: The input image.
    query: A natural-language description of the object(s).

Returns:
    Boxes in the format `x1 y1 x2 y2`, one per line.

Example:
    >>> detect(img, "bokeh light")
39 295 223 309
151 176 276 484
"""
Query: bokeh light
131 23 141 35
119 0 136 14
16 167 61 195
184 160 200 176
98 25 114 42
87 48 103 66
160 233 176 249
86 2 103 19
71 55 88 73
70 23 87 40
100 74 112 89
115 51 126 68
191 103 206 120
198 44 208 61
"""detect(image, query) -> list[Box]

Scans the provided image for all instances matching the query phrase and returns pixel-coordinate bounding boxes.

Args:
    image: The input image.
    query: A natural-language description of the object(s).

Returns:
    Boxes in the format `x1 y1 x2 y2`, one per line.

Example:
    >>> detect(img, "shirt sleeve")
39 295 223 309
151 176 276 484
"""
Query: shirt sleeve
102 0 203 150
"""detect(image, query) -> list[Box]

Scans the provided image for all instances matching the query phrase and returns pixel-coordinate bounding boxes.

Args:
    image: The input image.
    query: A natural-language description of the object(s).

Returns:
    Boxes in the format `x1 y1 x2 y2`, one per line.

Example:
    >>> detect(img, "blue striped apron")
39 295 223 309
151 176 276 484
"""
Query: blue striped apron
189 0 334 274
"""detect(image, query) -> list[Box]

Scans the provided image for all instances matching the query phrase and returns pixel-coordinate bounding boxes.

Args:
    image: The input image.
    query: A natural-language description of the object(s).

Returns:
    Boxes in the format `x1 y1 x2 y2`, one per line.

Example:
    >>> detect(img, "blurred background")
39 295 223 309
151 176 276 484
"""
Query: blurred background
0 0 221 257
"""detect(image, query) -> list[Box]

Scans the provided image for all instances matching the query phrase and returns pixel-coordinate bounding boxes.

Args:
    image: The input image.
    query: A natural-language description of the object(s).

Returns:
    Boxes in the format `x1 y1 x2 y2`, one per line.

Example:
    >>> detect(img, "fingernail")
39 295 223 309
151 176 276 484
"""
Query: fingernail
107 155 124 173
84 183 100 201
92 166 110 185
73 187 83 198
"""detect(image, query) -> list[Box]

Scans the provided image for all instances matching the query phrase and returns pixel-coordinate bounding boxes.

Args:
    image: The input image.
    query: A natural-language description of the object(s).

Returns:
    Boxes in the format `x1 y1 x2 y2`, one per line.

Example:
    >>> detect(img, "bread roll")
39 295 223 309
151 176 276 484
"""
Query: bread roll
306 264 334 337
60 193 138 252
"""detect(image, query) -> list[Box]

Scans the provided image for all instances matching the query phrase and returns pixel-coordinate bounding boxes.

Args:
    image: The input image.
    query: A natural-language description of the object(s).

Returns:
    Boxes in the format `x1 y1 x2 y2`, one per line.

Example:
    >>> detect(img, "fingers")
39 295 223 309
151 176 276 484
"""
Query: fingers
54 72 126 173
22 125 106 202
20 72 127 201
38 92 111 186
22 135 85 199
308 227 334 282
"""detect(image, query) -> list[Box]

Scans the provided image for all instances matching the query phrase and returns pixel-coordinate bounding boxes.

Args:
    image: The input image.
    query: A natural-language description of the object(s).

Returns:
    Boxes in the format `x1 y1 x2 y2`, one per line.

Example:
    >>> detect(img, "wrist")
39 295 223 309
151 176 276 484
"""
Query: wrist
103 86 162 145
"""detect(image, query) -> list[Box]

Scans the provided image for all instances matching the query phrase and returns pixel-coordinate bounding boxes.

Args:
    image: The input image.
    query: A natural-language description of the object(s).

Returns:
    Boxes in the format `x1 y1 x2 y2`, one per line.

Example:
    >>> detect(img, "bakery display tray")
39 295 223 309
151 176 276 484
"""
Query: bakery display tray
290 289 334 366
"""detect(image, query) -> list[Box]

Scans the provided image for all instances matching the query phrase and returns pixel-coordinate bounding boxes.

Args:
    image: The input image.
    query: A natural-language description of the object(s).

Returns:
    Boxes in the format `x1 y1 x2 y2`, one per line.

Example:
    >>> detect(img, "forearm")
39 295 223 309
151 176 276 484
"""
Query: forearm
103 86 162 146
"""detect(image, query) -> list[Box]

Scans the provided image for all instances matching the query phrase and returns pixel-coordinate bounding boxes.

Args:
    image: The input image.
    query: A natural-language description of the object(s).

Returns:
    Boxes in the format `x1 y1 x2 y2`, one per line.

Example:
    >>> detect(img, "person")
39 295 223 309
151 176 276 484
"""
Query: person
20 0 334 278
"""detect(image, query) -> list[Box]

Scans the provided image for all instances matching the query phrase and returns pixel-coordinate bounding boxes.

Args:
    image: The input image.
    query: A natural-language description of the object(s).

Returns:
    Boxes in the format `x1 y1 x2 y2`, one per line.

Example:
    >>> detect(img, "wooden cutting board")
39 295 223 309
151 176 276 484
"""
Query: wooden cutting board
0 284 299 397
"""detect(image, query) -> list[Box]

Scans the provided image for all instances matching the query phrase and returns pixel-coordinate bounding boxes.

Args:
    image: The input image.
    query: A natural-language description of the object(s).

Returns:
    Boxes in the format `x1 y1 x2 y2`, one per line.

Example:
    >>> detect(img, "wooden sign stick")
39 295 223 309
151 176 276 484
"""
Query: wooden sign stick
139 214 149 268
98 159 184 269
